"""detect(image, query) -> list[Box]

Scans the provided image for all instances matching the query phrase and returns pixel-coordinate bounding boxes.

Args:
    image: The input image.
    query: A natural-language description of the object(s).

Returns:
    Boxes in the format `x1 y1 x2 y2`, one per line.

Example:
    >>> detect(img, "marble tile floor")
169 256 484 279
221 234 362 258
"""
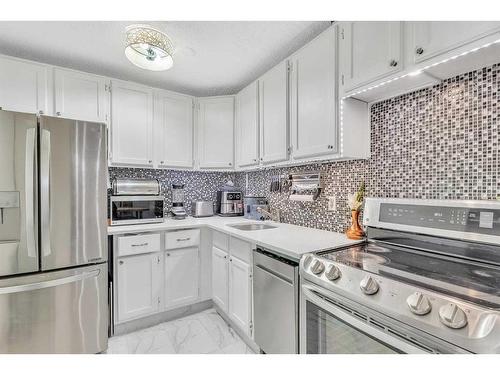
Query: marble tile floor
106 308 256 354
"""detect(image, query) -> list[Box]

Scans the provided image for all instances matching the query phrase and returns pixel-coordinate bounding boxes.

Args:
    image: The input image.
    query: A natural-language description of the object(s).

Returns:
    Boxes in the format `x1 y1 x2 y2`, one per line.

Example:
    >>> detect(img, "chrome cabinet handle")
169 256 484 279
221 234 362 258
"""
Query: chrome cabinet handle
131 242 148 247
416 47 424 55
56 111 61 116
148 160 153 164
160 161 164 164
389 60 398 67
176 237 191 242
25 127 37 258
119 260 124 265
40 128 52 257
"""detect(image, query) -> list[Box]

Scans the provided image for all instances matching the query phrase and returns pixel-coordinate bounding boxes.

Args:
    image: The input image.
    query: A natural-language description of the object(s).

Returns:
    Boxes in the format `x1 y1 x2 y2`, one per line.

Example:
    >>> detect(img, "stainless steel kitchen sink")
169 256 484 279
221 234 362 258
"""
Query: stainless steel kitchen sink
227 223 278 231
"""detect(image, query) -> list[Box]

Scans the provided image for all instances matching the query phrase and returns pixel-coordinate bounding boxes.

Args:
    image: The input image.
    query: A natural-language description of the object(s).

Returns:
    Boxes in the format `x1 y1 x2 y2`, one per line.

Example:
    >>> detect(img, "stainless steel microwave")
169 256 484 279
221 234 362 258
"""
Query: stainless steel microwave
109 195 165 226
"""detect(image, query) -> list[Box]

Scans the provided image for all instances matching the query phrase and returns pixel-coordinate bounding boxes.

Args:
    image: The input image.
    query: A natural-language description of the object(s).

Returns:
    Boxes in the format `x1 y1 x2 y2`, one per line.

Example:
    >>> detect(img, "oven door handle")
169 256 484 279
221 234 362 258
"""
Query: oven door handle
301 283 429 354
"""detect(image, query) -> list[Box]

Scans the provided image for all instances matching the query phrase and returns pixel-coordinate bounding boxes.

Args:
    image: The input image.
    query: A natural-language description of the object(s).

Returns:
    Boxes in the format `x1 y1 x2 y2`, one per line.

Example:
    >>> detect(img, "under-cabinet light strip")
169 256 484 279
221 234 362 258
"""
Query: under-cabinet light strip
341 38 500 100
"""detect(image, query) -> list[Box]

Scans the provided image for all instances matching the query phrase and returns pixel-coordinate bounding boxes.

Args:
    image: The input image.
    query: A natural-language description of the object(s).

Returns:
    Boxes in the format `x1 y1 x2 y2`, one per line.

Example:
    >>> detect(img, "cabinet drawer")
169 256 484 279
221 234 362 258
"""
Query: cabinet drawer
117 233 161 256
229 237 253 263
213 231 229 251
165 229 200 250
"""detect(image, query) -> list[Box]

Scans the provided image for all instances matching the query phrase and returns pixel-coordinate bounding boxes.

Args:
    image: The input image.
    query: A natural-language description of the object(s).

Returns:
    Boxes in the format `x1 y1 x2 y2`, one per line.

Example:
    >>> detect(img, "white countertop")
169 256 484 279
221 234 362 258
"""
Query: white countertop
108 216 363 260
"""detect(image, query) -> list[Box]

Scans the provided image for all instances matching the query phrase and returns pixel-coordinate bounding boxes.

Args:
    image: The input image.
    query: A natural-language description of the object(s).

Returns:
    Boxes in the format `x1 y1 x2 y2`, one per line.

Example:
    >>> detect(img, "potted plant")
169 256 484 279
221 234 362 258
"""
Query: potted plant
346 182 366 240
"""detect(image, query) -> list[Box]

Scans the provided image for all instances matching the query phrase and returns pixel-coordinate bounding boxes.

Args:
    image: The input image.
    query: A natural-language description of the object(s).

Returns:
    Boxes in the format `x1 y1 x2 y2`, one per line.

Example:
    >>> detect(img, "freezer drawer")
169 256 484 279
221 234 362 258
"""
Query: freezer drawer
0 263 108 353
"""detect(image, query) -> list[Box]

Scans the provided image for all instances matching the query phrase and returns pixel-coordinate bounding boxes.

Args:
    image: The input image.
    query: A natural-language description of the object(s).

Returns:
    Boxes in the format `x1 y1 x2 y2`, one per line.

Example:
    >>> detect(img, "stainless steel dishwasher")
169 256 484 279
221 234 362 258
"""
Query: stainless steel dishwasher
253 248 299 354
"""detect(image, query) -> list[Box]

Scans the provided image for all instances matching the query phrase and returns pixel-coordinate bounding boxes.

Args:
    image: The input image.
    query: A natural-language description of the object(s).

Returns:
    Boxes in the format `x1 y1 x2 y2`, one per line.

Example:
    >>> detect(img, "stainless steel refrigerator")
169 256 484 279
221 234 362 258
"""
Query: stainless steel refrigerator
0 110 108 353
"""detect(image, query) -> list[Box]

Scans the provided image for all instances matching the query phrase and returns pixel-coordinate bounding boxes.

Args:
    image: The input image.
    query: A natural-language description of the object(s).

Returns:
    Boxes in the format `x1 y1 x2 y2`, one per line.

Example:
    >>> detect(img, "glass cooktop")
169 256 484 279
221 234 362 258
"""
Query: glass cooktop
319 242 500 308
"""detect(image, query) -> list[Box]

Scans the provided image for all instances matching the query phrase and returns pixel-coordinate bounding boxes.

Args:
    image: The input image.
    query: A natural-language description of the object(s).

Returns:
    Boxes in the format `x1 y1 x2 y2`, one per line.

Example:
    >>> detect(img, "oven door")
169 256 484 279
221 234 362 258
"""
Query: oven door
300 282 436 354
110 196 164 226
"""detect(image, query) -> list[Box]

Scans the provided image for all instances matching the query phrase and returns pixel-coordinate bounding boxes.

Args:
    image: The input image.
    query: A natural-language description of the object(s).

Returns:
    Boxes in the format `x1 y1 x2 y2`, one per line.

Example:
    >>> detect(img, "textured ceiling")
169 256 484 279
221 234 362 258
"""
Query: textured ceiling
0 21 331 96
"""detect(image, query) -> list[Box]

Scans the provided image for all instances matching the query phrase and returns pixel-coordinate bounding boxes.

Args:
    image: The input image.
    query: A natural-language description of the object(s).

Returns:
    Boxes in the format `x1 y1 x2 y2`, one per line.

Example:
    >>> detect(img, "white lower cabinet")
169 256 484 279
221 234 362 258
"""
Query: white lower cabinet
164 247 199 308
228 255 252 335
117 252 161 323
212 246 229 311
212 235 253 337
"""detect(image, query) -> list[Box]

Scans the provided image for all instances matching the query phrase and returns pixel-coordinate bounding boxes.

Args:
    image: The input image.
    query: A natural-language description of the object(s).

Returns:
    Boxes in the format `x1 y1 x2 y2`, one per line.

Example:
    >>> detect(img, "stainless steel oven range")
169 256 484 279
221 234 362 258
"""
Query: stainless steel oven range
300 198 500 354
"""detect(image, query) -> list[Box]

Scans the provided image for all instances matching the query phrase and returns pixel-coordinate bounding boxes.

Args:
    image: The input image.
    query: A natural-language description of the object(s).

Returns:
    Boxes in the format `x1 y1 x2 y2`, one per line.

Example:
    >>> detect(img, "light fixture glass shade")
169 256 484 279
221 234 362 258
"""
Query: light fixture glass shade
125 24 174 71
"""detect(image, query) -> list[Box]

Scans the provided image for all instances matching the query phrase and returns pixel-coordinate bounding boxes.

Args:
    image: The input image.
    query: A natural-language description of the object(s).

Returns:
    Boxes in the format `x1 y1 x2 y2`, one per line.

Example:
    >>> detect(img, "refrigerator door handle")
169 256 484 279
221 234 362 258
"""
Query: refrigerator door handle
25 127 37 258
0 269 100 295
40 128 52 257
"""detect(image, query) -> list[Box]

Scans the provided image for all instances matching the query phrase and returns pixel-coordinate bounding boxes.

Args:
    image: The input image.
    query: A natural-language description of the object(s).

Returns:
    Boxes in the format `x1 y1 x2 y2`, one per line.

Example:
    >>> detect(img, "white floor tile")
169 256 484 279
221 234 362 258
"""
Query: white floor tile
107 308 255 355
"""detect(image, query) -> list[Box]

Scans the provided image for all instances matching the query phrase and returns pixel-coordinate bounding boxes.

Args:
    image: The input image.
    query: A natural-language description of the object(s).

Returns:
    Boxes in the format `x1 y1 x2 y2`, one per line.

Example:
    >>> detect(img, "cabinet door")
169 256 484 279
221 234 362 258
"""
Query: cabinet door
110 80 153 167
408 21 500 64
228 256 252 335
198 97 234 169
164 247 199 308
290 27 337 160
259 61 289 164
340 22 402 92
236 81 259 168
0 56 48 114
156 91 193 168
117 253 161 323
54 68 108 123
211 246 229 312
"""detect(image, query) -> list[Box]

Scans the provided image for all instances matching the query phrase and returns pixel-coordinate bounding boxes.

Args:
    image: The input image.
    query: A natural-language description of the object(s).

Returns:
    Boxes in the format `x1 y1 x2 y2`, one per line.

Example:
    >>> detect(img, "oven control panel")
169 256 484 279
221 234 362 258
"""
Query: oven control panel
379 203 500 236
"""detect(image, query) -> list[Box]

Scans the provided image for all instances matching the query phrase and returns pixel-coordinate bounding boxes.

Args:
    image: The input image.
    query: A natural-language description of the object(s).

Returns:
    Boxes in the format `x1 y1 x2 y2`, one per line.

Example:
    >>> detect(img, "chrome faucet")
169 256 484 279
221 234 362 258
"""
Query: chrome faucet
257 207 281 223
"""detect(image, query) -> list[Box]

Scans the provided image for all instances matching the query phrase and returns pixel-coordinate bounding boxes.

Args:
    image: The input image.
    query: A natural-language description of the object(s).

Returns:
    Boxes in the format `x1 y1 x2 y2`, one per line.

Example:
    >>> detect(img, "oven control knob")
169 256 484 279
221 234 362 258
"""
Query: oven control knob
360 276 379 295
303 255 313 269
439 303 468 329
325 264 341 281
406 292 432 315
310 259 325 275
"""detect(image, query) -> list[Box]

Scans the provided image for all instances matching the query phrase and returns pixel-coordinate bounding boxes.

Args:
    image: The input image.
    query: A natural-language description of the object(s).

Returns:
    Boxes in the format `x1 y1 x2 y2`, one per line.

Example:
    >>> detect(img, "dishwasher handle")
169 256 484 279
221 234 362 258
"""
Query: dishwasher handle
254 248 298 285
255 263 294 285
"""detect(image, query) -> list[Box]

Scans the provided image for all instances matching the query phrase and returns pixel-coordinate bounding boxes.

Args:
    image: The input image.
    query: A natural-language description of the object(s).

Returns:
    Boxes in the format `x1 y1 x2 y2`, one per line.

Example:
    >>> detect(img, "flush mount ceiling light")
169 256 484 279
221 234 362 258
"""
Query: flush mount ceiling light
125 24 174 71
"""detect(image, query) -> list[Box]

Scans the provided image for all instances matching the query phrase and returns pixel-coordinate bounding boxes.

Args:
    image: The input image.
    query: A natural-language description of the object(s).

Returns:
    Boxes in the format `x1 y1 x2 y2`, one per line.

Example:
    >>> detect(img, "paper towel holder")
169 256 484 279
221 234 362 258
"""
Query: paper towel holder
289 171 323 201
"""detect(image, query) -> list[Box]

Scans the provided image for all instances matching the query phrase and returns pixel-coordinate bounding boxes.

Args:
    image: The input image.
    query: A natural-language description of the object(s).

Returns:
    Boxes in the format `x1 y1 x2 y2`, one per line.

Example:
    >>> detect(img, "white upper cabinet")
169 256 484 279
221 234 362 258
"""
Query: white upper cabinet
0 55 48 114
259 61 289 165
339 21 403 93
407 21 500 64
54 68 108 123
197 96 234 169
290 27 337 160
236 81 259 168
164 247 199 308
110 80 154 167
155 90 193 169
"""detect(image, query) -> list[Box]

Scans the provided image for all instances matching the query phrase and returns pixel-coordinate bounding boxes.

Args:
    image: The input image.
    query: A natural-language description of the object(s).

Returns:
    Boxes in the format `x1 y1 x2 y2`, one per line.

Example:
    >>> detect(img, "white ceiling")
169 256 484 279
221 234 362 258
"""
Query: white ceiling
0 21 331 96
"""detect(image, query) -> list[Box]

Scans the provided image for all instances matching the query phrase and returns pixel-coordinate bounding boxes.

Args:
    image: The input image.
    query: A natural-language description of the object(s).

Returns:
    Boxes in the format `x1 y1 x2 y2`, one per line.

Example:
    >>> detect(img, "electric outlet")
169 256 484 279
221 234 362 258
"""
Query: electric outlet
328 196 336 211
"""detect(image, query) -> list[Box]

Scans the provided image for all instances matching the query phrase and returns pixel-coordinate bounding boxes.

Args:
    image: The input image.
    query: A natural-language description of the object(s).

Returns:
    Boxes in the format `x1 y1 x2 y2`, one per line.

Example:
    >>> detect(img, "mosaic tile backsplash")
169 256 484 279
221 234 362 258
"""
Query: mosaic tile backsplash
111 63 500 232
108 168 237 216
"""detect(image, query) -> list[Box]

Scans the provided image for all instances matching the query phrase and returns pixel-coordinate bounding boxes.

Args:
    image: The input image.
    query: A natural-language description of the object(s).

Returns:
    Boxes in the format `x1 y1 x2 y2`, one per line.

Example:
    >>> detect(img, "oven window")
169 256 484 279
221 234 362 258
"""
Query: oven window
305 301 399 354
111 200 163 222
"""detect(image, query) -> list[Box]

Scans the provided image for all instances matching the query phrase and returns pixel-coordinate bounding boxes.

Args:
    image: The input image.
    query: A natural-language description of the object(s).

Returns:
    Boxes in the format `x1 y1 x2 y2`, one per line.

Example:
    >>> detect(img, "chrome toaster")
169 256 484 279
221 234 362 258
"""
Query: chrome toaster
191 200 214 217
